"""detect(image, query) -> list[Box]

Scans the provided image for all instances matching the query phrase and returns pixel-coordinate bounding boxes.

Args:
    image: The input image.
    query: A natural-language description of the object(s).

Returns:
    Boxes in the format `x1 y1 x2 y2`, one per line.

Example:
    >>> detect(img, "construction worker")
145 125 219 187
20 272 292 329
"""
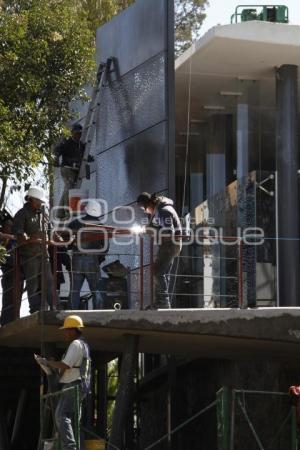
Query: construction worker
12 186 53 313
54 123 85 212
137 192 182 309
69 200 106 309
44 315 90 450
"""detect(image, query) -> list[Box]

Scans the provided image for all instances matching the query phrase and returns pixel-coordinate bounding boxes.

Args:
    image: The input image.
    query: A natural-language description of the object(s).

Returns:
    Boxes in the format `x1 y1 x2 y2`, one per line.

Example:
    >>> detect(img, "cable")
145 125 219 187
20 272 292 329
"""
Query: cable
170 57 193 305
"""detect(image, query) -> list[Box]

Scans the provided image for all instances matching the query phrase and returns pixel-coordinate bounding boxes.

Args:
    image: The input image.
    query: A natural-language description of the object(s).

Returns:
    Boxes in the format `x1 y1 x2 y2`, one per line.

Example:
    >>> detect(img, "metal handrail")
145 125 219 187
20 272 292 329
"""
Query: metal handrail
144 399 217 450
230 388 297 450
231 5 289 24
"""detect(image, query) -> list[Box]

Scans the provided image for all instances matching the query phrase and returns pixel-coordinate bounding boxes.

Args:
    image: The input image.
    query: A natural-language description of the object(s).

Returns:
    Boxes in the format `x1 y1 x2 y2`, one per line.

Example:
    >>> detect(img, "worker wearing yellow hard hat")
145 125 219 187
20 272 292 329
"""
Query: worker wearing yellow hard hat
59 314 84 329
44 315 91 450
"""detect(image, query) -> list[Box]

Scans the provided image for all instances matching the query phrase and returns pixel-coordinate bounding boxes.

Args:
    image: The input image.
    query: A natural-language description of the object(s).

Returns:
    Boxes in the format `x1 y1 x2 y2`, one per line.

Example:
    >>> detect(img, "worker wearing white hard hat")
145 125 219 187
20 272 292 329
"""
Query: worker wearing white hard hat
12 185 53 314
84 199 101 218
25 186 47 204
68 199 106 310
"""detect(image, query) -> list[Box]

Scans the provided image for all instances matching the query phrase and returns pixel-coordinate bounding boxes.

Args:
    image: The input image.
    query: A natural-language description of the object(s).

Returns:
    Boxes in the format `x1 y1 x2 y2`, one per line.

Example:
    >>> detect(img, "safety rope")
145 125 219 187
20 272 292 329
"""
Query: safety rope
170 56 193 305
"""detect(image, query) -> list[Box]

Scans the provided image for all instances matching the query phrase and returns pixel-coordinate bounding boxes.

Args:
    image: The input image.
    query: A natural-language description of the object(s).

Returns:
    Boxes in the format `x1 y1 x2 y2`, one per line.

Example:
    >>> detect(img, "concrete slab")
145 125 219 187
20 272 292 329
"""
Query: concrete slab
1 308 300 360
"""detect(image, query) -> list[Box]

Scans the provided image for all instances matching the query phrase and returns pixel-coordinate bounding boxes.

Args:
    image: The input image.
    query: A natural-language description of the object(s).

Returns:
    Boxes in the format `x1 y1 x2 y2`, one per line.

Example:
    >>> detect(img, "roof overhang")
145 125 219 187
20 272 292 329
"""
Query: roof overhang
175 21 300 142
176 21 300 78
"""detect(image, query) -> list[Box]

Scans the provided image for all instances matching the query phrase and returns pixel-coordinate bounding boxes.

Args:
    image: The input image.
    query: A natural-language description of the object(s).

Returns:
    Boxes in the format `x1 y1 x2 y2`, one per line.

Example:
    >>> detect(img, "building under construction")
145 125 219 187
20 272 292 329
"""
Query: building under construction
1 1 300 449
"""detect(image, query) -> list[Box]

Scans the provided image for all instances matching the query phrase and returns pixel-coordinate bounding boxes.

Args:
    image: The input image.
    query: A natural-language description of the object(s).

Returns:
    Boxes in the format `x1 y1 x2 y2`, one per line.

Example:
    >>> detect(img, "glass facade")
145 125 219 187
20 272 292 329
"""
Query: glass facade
175 37 299 307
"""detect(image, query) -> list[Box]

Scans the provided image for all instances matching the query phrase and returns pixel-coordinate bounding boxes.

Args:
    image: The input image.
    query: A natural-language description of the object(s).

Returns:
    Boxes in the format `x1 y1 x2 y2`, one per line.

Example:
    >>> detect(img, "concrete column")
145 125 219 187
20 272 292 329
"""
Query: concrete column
190 172 204 210
236 102 257 307
206 115 226 199
237 104 249 180
276 64 300 306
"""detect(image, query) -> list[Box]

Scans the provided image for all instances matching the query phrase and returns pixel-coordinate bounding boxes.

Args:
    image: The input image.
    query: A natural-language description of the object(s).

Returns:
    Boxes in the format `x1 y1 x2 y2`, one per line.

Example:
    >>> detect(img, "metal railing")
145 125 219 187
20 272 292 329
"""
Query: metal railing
229 388 297 450
0 225 255 324
140 386 297 450
230 5 289 24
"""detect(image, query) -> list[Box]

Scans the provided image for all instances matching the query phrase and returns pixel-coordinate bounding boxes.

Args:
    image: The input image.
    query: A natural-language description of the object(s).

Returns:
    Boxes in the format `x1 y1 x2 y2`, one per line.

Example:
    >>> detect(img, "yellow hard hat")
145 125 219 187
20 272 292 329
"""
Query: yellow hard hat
60 315 84 329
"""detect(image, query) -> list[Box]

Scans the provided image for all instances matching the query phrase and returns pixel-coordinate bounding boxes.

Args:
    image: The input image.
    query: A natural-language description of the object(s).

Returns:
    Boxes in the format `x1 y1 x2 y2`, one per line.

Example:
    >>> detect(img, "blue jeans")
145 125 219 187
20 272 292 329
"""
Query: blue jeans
55 382 84 450
153 242 182 308
70 254 103 309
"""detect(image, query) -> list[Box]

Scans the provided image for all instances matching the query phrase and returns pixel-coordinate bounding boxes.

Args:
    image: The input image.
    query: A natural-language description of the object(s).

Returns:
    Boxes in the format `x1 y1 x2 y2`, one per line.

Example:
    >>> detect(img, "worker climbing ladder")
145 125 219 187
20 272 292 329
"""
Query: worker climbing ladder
77 57 114 184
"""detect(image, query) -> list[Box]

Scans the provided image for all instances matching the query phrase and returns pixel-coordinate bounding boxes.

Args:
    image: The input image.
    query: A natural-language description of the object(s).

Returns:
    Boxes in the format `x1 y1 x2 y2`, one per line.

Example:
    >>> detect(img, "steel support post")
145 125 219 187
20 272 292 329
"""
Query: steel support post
217 386 230 450
276 64 300 306
96 363 107 439
291 406 298 450
108 335 139 450
139 237 144 310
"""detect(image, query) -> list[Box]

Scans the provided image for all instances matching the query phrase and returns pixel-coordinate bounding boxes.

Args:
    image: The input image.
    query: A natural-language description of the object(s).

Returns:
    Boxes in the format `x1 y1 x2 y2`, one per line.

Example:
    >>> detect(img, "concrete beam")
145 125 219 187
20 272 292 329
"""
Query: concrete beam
1 309 300 361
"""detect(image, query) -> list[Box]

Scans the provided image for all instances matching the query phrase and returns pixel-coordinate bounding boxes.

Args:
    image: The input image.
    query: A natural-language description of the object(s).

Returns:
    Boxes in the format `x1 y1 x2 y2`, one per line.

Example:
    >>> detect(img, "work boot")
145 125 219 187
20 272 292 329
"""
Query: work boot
158 302 171 309
145 304 158 310
93 300 104 310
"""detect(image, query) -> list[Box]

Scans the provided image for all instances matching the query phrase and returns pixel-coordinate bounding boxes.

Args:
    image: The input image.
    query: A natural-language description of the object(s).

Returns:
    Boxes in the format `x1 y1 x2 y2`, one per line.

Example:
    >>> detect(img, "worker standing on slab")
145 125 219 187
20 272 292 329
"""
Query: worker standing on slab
44 315 91 450
137 192 182 309
69 200 106 310
12 186 53 313
54 123 85 211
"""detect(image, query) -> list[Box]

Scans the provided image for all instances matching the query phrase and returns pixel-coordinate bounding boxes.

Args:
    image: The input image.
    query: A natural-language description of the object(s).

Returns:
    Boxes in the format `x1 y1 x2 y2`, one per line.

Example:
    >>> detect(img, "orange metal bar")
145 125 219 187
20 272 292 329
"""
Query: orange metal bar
238 239 244 308
150 236 154 307
140 236 144 310
52 245 58 309
13 248 21 320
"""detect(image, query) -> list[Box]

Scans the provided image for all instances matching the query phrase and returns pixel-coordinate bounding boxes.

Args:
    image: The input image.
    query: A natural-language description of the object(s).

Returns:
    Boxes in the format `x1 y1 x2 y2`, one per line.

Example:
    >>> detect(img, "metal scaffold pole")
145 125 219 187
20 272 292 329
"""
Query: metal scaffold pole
217 386 230 450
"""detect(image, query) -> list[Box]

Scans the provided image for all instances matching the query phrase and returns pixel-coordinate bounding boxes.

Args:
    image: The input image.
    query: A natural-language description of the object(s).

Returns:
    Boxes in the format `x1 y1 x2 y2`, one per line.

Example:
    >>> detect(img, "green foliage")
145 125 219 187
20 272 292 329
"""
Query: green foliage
0 0 208 206
76 0 135 36
107 358 119 430
0 245 7 264
0 0 95 198
175 0 209 55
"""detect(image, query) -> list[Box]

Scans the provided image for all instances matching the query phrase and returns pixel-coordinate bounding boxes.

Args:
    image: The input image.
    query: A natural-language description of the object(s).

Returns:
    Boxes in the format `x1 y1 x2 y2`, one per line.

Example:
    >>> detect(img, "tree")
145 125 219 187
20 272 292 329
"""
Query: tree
0 0 95 208
175 0 209 55
76 0 134 36
0 0 208 208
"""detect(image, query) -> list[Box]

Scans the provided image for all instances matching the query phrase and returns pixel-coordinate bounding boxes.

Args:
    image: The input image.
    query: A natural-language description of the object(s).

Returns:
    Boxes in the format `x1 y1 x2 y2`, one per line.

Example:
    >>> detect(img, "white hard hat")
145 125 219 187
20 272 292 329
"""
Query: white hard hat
85 200 101 217
25 186 47 203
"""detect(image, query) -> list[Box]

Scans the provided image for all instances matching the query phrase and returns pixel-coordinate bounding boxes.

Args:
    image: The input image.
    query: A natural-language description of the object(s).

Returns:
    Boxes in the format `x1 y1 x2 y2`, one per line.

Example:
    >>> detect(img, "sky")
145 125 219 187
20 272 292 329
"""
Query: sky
200 0 300 35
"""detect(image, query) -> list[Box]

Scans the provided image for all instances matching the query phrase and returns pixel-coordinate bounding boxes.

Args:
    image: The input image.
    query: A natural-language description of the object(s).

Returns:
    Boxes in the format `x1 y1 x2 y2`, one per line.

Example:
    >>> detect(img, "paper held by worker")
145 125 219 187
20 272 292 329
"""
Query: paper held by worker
34 354 52 376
